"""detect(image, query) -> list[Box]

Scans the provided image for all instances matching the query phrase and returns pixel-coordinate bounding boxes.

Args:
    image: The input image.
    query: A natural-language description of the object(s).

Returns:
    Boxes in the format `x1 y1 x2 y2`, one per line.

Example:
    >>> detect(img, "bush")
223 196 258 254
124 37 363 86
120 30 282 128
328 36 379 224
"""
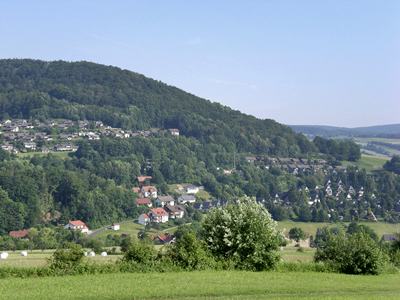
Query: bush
203 197 281 271
289 227 306 242
315 231 388 275
122 240 156 265
49 243 85 272
166 231 215 270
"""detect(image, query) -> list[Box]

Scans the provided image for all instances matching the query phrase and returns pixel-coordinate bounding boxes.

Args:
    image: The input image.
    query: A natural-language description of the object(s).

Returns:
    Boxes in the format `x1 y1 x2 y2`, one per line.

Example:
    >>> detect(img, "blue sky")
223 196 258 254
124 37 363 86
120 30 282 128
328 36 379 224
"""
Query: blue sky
0 1 399 126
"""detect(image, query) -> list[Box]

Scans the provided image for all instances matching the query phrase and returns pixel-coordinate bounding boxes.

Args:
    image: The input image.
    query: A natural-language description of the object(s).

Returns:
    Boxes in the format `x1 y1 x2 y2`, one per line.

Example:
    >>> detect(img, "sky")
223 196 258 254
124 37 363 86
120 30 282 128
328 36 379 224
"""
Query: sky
0 1 399 127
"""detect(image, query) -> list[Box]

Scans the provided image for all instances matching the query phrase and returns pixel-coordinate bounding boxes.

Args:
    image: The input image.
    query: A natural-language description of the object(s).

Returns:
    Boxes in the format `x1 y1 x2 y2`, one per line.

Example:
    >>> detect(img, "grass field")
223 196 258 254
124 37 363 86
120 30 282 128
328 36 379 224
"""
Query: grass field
16 151 71 159
0 250 121 268
342 154 389 172
1 271 400 299
277 220 400 237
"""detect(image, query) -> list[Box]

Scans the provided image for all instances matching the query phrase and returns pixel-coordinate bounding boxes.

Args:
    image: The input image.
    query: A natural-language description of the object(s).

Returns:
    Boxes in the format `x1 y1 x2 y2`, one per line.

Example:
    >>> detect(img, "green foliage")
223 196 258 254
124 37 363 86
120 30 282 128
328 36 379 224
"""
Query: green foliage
346 222 378 242
166 230 215 270
288 227 307 242
203 198 281 271
313 136 361 161
315 230 388 275
122 240 156 265
49 243 85 271
384 155 400 175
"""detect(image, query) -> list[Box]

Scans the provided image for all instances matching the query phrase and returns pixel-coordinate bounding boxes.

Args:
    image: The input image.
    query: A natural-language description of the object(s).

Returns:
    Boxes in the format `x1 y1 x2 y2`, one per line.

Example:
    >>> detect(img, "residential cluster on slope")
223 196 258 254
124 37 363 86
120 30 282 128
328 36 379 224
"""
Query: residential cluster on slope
0 118 179 154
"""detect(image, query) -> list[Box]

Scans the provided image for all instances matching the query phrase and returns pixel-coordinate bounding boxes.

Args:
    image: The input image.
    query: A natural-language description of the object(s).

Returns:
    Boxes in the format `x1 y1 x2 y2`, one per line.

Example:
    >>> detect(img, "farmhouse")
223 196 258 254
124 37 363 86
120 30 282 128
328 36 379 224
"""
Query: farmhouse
136 198 152 207
9 229 29 239
111 223 120 231
168 128 180 136
141 185 158 198
178 194 196 204
155 233 175 245
149 208 169 223
64 220 89 233
165 204 185 219
138 213 150 225
185 184 200 194
155 195 175 207
137 176 152 186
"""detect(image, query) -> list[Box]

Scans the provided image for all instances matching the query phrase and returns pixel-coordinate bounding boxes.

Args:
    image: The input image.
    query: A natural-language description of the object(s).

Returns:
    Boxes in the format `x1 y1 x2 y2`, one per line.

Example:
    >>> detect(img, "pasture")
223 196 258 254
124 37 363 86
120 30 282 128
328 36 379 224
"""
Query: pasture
342 154 389 172
1 271 400 299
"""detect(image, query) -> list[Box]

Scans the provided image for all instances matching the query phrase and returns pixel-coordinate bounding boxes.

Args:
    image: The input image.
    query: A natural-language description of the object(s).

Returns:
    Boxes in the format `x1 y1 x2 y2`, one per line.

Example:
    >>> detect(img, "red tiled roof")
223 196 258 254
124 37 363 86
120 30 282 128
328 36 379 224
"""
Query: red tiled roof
136 198 151 205
137 176 152 183
9 229 29 239
69 220 88 228
150 208 168 216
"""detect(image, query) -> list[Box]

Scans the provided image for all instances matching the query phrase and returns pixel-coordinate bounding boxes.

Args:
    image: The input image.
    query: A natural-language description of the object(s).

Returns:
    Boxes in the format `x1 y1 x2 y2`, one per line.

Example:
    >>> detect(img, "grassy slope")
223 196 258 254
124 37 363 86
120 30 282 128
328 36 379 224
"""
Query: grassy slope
277 221 400 237
1 271 400 300
342 154 389 172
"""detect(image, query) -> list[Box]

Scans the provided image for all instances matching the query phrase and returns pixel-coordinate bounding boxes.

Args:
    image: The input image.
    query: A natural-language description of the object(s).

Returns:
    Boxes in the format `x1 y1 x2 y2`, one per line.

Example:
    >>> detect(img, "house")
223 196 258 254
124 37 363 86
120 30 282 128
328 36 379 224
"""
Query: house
111 223 120 231
149 208 169 223
137 176 152 186
245 156 257 164
168 128 180 136
165 204 185 219
155 233 176 245
132 187 141 194
64 220 89 233
23 142 37 151
141 185 158 198
9 229 29 239
136 198 152 207
155 195 175 207
178 194 196 204
138 213 150 225
185 184 199 194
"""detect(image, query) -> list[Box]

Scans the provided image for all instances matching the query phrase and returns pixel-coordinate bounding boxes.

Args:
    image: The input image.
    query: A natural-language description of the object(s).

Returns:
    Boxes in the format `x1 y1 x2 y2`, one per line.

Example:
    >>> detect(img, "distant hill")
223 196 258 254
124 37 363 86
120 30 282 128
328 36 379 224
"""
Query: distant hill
0 59 313 156
290 124 400 138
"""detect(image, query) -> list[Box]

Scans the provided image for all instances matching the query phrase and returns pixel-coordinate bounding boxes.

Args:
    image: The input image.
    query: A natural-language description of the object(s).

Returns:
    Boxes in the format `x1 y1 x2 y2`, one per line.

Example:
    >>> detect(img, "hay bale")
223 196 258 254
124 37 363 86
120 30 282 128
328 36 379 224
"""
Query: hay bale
100 251 108 257
88 251 95 257
0 252 9 259
20 251 28 257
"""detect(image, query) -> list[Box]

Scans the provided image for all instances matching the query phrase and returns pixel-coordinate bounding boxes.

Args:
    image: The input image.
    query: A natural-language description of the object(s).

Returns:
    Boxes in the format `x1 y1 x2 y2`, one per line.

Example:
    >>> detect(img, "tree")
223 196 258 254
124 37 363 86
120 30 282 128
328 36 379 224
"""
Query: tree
288 227 306 243
384 156 400 175
202 198 281 271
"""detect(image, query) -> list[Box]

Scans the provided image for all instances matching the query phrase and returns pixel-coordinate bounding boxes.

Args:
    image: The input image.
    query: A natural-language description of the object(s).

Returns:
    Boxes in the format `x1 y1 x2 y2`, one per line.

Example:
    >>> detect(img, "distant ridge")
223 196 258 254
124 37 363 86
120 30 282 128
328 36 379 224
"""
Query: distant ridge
289 124 400 138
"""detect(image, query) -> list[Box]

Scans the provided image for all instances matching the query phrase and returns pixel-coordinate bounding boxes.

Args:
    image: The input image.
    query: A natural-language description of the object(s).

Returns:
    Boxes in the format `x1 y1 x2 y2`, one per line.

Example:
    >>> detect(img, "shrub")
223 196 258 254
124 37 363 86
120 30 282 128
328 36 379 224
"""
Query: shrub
315 231 388 275
49 243 85 272
203 197 281 271
166 231 215 270
122 240 156 265
288 227 306 242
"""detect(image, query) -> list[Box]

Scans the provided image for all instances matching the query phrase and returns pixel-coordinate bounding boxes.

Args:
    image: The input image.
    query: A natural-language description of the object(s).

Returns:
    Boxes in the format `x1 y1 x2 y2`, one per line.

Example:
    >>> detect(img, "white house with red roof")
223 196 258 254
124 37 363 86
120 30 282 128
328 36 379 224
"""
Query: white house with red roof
149 208 169 223
136 197 152 207
64 220 89 233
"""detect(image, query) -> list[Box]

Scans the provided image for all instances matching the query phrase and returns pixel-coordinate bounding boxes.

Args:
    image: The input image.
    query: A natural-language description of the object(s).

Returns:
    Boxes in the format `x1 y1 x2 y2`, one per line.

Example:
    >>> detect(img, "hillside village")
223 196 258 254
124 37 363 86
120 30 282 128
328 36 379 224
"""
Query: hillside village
0 118 179 154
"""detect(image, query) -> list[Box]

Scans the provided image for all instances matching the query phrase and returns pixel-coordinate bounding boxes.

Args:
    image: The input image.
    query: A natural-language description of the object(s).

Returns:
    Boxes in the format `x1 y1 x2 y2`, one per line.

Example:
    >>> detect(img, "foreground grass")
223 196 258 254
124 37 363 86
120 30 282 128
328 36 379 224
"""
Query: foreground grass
0 271 399 300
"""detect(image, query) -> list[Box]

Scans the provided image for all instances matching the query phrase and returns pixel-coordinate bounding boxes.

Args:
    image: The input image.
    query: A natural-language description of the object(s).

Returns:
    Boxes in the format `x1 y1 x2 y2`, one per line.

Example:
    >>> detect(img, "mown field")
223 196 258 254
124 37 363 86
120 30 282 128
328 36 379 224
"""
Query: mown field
277 220 400 238
1 271 400 300
342 154 389 172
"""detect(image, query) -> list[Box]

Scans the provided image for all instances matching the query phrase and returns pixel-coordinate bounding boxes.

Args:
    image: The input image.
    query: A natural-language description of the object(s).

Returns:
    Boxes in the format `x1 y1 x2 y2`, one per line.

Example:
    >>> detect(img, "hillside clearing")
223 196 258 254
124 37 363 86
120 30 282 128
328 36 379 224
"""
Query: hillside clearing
1 271 399 300
342 154 389 172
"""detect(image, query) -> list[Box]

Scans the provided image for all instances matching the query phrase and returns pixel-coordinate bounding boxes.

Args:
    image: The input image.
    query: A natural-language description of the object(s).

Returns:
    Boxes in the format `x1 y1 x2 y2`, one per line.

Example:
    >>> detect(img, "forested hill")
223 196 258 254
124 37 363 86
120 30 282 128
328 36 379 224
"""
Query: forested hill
0 59 313 156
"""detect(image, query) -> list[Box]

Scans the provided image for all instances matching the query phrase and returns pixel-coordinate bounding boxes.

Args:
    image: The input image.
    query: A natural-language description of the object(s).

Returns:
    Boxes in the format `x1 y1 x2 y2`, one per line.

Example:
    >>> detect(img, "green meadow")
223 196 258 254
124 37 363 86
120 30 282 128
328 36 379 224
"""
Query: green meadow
1 271 400 300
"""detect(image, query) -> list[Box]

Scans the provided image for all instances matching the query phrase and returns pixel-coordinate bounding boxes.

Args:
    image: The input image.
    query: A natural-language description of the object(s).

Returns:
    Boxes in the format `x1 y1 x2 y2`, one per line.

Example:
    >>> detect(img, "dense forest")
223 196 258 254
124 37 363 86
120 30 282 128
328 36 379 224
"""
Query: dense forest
0 59 314 156
0 59 399 235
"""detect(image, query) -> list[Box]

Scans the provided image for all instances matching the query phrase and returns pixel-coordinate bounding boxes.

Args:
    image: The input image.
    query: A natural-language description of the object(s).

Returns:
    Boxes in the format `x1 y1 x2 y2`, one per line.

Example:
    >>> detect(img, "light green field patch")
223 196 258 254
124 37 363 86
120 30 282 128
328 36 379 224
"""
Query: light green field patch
1 271 400 300
342 154 389 172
